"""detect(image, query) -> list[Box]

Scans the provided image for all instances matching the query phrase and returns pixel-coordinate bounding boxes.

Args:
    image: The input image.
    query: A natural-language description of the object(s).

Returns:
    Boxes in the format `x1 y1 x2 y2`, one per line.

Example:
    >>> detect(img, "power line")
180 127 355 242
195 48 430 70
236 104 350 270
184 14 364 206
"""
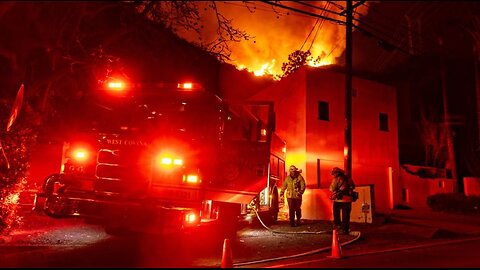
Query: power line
297 1 342 16
300 18 320 51
260 0 345 25
355 1 476 60
222 1 289 15
263 1 414 56
297 1 429 56
298 1 332 52
355 1 430 56
327 1 345 12
323 35 345 62
340 0 366 15
260 1 437 58
308 1 331 52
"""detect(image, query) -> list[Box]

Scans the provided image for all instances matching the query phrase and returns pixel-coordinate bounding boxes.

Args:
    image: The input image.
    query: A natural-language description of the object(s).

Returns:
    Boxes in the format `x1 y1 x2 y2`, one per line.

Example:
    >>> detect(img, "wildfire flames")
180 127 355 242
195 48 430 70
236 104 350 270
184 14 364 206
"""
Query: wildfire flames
175 1 369 79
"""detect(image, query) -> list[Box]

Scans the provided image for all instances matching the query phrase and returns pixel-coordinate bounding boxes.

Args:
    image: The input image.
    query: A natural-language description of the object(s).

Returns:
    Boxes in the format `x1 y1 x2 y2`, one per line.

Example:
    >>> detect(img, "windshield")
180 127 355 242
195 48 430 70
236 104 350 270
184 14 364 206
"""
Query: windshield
82 90 224 141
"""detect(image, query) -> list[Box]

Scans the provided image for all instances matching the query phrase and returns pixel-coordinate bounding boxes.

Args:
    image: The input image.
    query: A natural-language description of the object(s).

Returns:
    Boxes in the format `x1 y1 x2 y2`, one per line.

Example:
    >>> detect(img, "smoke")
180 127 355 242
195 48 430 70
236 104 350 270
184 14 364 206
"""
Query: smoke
174 1 369 78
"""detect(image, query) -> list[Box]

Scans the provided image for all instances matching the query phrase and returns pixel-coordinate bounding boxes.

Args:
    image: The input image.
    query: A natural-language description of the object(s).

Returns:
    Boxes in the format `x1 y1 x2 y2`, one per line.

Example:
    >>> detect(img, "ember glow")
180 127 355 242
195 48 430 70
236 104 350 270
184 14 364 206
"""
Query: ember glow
174 1 369 79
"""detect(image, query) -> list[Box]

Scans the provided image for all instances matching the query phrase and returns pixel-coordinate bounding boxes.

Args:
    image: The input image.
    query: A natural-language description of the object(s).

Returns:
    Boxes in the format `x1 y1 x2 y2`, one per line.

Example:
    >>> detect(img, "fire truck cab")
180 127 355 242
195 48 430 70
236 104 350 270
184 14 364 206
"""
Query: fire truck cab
34 80 286 236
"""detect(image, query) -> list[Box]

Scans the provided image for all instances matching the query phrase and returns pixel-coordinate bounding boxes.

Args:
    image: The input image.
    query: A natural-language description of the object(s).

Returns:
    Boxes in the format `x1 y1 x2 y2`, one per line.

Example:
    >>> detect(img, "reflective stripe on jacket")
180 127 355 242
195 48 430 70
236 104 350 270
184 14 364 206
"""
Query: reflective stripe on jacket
280 174 306 199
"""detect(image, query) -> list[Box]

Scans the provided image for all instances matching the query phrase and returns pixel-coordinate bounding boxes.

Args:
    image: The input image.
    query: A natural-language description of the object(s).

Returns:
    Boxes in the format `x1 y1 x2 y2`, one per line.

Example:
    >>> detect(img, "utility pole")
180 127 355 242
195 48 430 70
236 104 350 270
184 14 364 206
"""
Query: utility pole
474 44 480 151
344 0 353 177
438 37 458 193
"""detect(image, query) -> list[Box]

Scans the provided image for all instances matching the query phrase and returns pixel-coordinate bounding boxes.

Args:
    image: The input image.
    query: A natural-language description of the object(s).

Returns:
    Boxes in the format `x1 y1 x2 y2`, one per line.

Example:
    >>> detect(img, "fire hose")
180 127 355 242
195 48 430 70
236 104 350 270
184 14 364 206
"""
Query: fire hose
232 207 361 267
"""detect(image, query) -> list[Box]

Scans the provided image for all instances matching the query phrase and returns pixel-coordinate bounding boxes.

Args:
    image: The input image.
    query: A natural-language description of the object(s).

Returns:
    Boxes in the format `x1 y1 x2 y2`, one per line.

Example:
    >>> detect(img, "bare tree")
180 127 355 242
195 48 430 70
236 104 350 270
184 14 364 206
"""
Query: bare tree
417 106 448 168
130 1 253 62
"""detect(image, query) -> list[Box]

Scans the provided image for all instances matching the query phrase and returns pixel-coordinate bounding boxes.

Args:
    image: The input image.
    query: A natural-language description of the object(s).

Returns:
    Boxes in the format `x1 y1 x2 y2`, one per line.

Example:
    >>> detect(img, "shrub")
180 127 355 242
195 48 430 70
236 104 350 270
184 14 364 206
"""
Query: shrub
0 116 37 235
426 193 480 214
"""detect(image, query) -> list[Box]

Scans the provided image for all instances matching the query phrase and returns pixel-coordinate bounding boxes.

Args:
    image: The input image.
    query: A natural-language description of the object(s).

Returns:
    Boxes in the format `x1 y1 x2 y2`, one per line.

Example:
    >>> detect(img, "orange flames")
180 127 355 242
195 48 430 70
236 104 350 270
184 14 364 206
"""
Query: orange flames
174 1 369 79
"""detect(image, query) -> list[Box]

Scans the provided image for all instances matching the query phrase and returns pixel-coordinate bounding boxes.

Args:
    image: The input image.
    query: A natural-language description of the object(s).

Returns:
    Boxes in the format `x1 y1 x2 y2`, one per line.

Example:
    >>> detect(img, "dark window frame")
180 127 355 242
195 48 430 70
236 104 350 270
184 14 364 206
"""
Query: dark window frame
318 101 330 121
379 112 389 131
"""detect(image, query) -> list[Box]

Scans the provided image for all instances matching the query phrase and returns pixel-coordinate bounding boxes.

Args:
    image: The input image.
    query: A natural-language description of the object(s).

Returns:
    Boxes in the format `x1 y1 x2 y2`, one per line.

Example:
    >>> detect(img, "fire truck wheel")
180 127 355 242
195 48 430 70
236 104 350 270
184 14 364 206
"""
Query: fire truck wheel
270 192 279 222
44 196 68 218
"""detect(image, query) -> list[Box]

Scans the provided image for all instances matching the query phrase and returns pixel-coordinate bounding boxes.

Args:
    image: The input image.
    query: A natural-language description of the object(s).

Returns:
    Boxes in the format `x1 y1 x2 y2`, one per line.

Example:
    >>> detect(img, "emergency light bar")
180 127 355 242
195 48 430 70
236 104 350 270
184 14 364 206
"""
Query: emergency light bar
176 82 203 91
107 81 125 90
103 79 131 96
159 157 183 166
102 80 204 91
178 83 193 89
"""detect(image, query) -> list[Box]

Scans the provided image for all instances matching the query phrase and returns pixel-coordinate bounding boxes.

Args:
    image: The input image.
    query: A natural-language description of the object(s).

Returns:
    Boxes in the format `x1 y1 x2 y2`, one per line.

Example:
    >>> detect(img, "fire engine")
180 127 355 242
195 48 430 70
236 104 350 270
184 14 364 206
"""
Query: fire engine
34 79 286 236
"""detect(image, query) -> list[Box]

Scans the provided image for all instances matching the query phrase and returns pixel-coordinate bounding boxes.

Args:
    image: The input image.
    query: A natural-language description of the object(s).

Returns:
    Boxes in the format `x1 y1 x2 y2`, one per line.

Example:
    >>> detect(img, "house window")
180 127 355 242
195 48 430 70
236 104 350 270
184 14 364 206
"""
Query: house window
318 101 329 121
379 113 389 131
401 188 409 203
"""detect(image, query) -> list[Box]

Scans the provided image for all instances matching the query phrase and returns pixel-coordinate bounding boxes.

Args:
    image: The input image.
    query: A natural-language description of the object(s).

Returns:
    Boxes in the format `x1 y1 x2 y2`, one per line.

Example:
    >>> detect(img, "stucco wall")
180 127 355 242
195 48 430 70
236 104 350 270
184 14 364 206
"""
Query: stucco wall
464 177 480 196
247 69 308 172
304 67 400 211
399 166 454 208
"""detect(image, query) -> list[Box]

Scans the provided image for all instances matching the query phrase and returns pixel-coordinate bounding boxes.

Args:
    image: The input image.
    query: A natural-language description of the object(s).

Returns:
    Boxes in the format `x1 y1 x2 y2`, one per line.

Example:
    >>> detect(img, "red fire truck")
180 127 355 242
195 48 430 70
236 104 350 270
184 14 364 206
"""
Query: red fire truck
33 80 286 236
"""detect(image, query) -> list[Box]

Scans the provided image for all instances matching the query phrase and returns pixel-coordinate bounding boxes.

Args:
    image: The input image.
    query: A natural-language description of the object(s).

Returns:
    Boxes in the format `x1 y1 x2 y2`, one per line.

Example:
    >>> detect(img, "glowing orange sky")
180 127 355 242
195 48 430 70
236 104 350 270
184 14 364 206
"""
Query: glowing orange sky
174 1 369 79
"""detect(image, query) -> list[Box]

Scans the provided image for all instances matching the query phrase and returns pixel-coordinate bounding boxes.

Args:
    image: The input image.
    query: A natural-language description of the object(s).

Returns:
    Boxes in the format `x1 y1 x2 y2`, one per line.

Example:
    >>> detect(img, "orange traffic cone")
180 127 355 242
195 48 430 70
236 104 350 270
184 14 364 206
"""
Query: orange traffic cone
329 229 343 259
221 238 233 268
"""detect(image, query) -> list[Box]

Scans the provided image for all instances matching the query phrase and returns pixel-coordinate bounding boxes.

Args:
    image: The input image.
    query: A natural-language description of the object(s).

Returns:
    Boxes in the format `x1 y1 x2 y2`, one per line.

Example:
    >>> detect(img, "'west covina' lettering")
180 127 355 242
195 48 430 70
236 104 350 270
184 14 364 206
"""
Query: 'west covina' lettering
105 139 148 146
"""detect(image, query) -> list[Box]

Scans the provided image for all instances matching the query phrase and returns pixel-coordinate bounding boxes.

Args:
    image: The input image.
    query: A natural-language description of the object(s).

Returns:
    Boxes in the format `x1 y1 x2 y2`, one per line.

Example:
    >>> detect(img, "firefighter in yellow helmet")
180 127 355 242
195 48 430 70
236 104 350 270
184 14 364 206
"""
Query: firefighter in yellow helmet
280 165 306 227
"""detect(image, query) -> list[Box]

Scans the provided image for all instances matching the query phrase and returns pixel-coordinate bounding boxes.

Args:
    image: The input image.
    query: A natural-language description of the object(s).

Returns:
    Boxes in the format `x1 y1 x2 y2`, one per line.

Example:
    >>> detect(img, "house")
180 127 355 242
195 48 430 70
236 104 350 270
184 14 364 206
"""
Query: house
244 65 401 220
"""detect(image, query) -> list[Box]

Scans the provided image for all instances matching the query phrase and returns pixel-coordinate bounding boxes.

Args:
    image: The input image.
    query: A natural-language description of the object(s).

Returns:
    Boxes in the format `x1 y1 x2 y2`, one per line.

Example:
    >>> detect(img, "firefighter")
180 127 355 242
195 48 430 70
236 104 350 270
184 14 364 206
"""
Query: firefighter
280 165 306 227
329 167 355 235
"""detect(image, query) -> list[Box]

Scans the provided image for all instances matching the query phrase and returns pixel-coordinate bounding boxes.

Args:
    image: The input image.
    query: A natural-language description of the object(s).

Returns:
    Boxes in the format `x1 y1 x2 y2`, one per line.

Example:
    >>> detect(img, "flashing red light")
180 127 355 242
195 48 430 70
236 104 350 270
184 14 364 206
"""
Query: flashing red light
173 159 183 165
156 153 184 169
185 212 198 224
160 157 172 165
107 81 124 90
104 79 129 94
183 174 200 184
178 82 193 90
72 148 89 162
177 82 203 91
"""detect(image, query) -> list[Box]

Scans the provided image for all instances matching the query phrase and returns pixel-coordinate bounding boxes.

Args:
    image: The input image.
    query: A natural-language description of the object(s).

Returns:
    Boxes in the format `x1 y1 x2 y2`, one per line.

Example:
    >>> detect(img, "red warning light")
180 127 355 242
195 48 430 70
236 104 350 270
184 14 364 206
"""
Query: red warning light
105 80 127 92
70 148 89 162
178 82 193 90
107 81 125 90
176 82 203 91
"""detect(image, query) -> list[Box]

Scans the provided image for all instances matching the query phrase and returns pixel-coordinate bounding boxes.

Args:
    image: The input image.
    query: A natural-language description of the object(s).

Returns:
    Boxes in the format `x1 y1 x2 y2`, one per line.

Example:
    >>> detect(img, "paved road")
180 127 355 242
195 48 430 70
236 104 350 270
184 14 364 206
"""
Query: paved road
1 207 480 267
263 236 480 268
